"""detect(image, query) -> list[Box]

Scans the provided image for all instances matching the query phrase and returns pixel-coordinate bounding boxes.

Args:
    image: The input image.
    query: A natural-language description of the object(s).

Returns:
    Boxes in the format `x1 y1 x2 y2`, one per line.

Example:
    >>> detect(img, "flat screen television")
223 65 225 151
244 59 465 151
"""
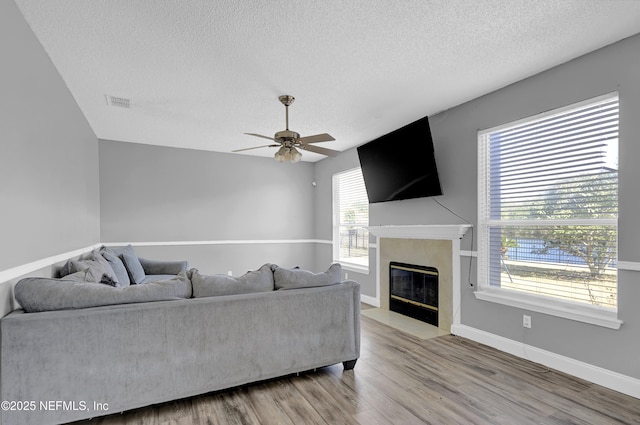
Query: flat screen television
357 116 442 203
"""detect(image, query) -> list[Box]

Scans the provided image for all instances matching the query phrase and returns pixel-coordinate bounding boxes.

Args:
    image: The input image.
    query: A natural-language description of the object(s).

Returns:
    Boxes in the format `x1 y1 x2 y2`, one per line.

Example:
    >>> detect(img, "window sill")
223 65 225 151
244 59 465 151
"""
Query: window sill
474 288 623 330
336 262 370 275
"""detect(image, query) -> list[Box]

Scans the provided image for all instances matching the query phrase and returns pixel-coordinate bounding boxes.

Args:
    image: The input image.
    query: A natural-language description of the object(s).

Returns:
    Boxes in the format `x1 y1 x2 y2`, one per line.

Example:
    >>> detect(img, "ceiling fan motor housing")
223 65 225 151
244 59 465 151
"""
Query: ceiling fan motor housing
275 130 300 141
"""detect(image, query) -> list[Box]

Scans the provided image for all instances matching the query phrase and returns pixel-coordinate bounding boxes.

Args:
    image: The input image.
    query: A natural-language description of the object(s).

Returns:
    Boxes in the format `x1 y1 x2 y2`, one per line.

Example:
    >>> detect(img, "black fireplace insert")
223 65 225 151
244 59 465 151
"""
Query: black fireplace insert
389 262 439 326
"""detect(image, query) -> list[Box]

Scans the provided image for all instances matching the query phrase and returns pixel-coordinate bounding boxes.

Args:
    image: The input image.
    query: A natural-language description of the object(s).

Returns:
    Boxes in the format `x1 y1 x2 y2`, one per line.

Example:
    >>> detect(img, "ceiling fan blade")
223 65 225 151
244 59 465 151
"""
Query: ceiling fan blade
300 144 340 157
297 133 335 144
232 144 279 153
245 133 280 142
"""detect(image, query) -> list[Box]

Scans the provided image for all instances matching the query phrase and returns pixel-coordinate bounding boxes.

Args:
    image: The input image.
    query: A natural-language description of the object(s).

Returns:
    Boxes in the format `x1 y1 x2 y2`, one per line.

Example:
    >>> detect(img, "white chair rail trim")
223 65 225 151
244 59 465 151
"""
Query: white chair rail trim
0 243 103 285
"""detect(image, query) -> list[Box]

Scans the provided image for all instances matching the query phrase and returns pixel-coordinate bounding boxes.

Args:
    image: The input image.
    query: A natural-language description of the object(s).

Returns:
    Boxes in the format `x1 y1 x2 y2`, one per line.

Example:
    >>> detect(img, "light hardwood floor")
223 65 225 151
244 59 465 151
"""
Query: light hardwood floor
73 305 640 424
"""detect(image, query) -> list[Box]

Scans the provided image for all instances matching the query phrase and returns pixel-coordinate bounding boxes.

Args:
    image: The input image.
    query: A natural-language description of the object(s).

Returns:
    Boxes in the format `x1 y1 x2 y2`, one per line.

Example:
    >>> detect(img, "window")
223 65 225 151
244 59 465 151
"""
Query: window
333 168 369 272
477 93 619 325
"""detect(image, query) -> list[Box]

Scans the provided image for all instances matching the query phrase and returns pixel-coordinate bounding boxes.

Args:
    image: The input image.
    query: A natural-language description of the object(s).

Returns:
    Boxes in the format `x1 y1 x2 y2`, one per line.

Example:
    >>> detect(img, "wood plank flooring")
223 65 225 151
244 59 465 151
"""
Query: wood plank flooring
73 305 640 424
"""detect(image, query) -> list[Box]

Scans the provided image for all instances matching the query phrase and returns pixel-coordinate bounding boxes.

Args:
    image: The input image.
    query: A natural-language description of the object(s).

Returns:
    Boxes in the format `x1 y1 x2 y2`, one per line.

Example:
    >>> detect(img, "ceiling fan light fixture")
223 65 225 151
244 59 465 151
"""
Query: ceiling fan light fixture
290 147 302 162
274 146 288 162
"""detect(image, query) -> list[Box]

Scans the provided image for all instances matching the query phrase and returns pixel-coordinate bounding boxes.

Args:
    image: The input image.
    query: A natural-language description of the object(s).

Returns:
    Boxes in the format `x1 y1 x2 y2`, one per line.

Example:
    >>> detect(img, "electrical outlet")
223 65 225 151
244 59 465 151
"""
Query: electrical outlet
523 315 532 329
344 272 349 280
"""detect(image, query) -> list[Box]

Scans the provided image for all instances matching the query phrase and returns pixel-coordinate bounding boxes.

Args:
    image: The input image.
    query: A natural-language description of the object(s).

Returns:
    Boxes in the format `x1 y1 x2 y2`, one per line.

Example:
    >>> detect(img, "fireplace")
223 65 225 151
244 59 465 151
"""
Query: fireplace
368 225 472 333
389 262 439 326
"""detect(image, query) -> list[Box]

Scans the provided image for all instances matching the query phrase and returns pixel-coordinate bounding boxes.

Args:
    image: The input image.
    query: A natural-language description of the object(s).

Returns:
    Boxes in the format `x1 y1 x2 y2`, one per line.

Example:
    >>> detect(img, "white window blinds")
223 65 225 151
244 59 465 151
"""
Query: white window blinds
478 93 618 309
333 168 369 269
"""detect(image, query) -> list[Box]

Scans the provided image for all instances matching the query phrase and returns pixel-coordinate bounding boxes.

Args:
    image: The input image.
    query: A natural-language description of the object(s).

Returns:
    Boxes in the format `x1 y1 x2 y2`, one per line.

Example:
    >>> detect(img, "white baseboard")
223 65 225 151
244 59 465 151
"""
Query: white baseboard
360 294 380 307
451 324 640 399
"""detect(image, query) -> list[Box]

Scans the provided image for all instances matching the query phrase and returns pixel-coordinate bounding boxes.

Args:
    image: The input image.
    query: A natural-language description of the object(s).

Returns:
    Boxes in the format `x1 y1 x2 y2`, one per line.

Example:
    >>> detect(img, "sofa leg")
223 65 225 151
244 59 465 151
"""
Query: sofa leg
342 359 357 370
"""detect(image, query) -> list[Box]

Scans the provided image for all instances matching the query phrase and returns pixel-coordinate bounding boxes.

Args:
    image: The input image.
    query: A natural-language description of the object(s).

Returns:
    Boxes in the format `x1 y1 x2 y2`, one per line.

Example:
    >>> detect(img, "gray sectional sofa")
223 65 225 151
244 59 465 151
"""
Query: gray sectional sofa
0 247 360 425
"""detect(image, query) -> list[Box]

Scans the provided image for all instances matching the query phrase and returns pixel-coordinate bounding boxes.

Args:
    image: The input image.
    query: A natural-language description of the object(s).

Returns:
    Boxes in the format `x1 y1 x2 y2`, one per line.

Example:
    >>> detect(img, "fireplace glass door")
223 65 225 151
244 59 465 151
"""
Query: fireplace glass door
389 262 439 326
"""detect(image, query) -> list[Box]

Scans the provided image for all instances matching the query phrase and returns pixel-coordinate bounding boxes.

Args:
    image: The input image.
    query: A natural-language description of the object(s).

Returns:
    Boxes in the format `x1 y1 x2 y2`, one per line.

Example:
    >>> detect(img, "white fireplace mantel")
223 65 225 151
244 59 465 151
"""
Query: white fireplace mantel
367 224 472 331
368 224 471 240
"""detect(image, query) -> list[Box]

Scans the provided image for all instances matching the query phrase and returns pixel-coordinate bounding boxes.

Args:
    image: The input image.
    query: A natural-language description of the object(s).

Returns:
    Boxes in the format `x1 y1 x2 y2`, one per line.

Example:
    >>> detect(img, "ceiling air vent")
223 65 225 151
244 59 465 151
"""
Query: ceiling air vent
105 95 131 109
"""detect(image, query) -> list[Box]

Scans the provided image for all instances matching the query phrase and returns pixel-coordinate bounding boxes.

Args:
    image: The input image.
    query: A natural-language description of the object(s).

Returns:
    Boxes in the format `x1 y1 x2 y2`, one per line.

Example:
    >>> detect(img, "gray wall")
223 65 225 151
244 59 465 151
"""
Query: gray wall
315 33 640 378
99 140 319 274
0 0 100 271
456 33 640 379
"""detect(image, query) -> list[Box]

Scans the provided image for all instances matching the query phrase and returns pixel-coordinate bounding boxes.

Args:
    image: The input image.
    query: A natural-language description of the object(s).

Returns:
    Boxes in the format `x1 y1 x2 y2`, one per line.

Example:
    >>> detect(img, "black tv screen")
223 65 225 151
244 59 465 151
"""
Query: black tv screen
357 116 442 203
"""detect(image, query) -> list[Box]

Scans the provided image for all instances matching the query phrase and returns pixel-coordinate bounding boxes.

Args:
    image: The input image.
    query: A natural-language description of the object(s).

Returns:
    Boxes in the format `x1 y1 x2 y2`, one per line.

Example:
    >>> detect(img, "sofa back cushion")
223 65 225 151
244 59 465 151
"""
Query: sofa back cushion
103 245 147 284
100 247 131 286
58 249 121 287
274 263 342 290
14 272 192 313
191 264 274 298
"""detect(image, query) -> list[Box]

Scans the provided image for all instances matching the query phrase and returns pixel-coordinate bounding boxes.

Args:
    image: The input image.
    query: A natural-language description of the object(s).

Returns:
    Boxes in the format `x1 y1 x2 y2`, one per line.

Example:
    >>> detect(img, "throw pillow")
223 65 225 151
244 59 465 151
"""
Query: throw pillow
69 259 118 286
58 260 74 278
63 248 120 286
191 263 275 298
59 270 103 283
100 247 131 287
274 263 342 290
90 249 119 284
119 246 146 284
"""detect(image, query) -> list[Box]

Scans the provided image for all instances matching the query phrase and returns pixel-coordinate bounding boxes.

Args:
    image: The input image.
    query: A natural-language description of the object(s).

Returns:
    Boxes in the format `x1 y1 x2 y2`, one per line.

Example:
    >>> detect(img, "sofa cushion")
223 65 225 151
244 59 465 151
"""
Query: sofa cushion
58 249 119 286
58 260 74 278
138 257 189 275
14 271 192 313
274 263 342 290
191 264 274 298
69 259 118 286
141 274 179 284
115 245 146 284
89 249 120 284
100 247 131 286
58 270 103 283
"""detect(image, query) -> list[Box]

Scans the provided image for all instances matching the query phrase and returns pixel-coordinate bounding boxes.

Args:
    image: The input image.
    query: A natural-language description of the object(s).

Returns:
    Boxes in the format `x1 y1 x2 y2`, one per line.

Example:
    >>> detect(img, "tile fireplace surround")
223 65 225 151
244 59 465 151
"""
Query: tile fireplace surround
368 225 472 332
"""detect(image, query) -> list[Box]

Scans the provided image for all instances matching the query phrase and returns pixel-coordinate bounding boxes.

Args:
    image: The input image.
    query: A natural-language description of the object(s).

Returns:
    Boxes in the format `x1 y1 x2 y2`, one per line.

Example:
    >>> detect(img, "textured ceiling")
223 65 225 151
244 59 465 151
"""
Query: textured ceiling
14 0 640 162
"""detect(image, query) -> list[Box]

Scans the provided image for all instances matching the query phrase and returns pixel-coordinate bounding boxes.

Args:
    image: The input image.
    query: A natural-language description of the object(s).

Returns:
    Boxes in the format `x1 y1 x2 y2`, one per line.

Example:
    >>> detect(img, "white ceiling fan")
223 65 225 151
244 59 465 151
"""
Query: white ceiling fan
234 95 339 162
